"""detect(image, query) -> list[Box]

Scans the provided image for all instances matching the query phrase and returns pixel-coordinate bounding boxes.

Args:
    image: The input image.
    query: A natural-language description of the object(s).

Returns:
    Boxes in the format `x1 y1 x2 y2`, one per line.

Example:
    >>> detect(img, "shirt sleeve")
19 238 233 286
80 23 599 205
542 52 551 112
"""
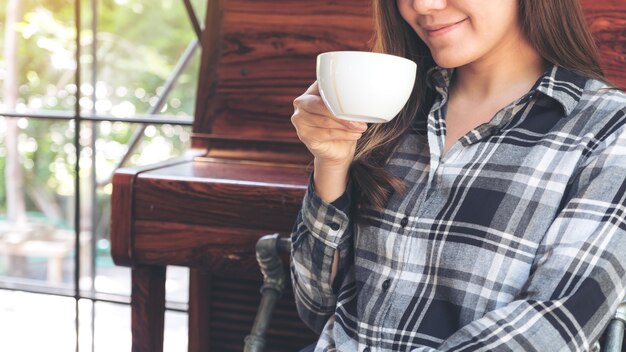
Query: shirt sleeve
412 121 626 351
290 173 354 333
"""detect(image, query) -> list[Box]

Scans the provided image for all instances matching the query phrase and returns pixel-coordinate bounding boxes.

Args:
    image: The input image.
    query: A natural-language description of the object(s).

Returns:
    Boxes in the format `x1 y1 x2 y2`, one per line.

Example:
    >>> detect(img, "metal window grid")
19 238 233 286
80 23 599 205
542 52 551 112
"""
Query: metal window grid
0 1 203 351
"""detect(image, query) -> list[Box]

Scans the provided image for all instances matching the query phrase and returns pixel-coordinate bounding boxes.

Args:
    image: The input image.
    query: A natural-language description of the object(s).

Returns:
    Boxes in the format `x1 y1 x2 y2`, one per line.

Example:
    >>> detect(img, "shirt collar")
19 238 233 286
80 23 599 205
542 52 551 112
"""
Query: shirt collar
426 64 588 116
533 65 587 116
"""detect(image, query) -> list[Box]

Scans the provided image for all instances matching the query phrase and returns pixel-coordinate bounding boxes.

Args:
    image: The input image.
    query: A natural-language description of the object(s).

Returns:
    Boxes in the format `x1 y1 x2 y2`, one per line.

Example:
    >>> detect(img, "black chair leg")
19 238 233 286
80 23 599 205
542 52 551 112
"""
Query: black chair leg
601 302 626 352
244 233 292 352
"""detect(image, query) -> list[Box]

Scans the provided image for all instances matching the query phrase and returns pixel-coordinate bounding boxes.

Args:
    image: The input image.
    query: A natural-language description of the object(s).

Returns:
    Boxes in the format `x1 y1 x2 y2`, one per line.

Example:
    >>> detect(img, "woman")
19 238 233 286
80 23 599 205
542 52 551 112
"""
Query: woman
290 0 626 351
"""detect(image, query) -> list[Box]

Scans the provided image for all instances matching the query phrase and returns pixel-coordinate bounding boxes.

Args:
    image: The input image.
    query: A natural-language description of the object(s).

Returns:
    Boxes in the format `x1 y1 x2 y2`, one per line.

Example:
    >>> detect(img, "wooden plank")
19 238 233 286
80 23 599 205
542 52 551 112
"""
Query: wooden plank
204 93 304 142
131 265 166 352
137 159 309 186
189 269 211 352
111 154 206 267
132 180 304 230
192 0 373 141
133 220 278 271
132 161 308 231
197 138 312 165
110 169 137 266
192 0 225 136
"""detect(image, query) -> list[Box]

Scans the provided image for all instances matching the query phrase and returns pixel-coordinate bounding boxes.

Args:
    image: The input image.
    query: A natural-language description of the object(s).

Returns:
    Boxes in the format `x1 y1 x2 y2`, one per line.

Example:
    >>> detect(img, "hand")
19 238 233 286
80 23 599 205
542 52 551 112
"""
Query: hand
291 81 368 169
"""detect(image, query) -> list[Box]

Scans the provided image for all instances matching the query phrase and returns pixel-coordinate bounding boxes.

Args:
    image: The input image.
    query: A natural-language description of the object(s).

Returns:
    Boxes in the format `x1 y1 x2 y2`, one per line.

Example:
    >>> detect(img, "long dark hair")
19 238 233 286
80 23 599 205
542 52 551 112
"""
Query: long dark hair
349 0 604 219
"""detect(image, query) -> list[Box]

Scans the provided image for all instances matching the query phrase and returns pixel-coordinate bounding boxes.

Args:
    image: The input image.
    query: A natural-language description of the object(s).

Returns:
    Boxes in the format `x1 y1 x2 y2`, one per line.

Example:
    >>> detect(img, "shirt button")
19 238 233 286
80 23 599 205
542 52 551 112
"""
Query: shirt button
329 222 340 231
382 279 391 291
400 216 408 228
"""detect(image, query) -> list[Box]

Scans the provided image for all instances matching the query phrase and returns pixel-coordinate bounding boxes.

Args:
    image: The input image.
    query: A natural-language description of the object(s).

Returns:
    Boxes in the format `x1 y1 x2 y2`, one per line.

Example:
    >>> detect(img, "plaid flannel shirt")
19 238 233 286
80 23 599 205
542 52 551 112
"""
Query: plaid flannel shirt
290 65 626 352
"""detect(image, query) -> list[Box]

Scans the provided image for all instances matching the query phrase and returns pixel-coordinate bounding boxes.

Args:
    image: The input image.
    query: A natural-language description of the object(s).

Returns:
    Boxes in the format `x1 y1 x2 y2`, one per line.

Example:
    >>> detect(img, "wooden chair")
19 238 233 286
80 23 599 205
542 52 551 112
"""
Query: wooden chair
110 0 625 351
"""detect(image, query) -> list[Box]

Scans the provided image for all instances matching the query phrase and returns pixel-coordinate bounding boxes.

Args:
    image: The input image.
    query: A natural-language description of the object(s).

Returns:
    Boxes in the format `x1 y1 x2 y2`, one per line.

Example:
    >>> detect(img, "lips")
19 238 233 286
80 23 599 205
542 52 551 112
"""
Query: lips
422 18 467 37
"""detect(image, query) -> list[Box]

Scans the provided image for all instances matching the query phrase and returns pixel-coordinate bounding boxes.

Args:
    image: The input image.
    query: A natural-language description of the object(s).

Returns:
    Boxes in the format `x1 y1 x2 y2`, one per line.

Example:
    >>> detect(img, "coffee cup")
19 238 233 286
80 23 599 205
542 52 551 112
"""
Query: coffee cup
316 51 417 123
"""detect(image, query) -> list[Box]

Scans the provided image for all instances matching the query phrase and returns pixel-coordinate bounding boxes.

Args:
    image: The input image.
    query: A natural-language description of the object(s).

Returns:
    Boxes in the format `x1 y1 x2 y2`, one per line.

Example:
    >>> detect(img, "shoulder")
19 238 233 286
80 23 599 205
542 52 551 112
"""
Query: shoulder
581 78 626 106
577 79 626 120
570 78 626 146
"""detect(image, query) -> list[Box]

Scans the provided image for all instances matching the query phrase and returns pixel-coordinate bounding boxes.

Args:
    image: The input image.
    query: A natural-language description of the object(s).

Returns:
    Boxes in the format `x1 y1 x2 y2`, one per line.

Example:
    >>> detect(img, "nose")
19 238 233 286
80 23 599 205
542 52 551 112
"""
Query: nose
408 0 447 14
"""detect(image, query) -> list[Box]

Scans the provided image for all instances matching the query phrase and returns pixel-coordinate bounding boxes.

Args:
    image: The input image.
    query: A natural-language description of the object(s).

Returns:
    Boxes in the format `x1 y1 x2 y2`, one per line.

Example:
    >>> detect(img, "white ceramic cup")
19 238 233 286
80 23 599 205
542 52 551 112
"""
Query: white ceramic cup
316 51 417 123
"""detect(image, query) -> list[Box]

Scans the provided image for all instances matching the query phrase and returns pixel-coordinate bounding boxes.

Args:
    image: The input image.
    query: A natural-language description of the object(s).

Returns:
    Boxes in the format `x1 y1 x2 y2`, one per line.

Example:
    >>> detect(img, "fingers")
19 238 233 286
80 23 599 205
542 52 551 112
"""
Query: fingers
293 112 366 132
304 81 320 95
293 92 332 118
295 122 365 142
293 86 368 131
291 81 369 154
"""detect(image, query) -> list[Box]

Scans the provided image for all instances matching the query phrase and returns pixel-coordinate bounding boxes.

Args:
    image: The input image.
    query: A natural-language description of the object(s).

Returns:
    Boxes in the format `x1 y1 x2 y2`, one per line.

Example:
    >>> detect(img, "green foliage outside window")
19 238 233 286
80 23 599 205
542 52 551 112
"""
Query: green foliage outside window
0 0 203 236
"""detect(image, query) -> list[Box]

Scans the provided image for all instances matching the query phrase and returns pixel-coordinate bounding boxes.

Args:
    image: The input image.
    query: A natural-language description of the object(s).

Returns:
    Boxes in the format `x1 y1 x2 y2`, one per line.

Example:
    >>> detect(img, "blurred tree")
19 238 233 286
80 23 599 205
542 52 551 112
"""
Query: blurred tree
0 0 201 232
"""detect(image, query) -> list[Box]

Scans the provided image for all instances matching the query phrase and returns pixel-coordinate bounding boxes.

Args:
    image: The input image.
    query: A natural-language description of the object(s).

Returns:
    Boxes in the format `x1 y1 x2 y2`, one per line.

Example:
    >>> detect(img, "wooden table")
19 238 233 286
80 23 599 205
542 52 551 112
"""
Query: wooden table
111 155 319 351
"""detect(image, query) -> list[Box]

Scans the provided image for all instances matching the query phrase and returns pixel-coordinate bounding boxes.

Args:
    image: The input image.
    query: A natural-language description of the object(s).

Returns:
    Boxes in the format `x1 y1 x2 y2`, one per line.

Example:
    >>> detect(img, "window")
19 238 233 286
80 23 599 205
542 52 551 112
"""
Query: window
0 0 205 350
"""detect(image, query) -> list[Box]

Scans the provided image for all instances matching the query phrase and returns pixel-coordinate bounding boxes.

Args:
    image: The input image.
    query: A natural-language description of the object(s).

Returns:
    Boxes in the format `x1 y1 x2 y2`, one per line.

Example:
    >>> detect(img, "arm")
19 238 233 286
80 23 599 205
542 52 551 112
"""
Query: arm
413 124 626 352
290 171 354 333
314 157 351 284
289 81 366 333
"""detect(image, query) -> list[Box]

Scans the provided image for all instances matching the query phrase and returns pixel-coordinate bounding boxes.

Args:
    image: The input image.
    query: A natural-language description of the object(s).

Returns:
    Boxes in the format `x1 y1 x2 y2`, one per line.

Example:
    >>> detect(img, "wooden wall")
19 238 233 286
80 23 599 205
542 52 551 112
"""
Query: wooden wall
583 0 626 89
192 0 374 145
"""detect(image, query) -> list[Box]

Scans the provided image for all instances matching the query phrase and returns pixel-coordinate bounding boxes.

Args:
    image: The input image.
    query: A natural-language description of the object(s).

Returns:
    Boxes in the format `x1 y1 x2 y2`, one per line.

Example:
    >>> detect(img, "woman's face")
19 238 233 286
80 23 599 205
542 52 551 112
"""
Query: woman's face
396 0 523 68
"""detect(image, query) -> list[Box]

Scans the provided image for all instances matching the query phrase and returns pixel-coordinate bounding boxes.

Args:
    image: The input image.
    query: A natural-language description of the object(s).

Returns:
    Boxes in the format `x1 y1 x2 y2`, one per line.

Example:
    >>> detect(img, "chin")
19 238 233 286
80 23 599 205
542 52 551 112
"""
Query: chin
433 60 458 69
430 50 472 69
432 55 466 69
